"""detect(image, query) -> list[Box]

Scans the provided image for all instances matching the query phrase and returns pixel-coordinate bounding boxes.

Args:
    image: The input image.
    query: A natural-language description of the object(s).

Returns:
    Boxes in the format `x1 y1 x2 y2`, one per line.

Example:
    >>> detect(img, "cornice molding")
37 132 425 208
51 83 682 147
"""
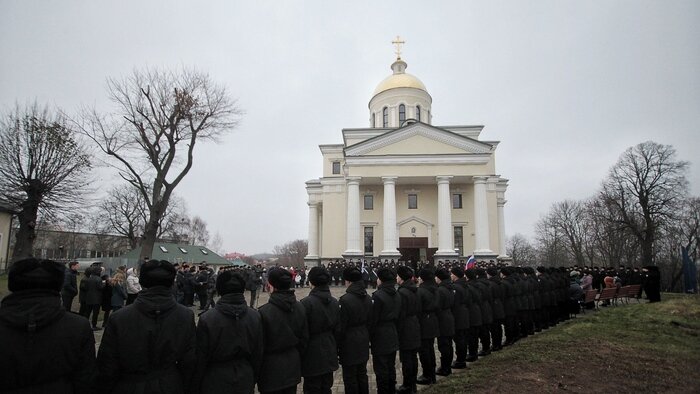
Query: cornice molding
346 123 493 156
345 154 491 166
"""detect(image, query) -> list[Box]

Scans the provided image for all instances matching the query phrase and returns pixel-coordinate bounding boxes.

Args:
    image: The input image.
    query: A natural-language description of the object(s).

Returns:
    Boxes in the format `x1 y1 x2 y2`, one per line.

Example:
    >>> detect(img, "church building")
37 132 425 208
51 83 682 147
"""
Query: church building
305 41 509 265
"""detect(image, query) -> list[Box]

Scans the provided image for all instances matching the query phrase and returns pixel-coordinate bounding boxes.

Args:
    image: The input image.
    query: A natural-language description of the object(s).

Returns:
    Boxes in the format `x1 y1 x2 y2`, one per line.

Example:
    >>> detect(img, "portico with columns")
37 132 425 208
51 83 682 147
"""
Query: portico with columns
305 40 509 265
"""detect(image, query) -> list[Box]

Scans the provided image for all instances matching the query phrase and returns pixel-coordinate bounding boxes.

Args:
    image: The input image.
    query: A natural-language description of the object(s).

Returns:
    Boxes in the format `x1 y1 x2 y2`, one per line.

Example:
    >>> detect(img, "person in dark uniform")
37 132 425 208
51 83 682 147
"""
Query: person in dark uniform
337 266 373 394
450 267 470 369
301 267 339 394
370 268 402 394
486 267 505 350
195 264 210 310
416 267 439 385
464 269 483 362
642 266 661 302
61 261 79 312
434 268 455 376
472 268 493 357
396 266 421 394
0 258 97 393
97 260 196 394
500 267 518 346
193 269 263 394
257 268 309 394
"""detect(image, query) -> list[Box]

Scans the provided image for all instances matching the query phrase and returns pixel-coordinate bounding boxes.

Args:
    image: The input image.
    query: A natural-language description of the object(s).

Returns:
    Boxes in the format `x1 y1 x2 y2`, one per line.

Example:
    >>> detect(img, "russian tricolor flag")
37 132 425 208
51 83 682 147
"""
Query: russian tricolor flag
465 255 476 270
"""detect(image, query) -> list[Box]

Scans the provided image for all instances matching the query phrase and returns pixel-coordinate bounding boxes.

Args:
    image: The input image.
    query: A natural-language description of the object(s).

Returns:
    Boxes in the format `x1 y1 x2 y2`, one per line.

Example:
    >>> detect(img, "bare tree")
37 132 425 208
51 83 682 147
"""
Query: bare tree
273 239 308 268
96 184 186 248
0 103 91 261
546 200 589 266
600 141 689 266
506 233 538 266
188 216 210 246
209 231 224 255
78 67 241 259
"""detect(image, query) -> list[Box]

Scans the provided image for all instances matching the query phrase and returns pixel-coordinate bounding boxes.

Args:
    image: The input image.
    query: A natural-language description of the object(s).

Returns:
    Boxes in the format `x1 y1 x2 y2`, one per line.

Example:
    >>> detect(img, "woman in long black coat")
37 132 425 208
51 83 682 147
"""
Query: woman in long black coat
194 269 263 394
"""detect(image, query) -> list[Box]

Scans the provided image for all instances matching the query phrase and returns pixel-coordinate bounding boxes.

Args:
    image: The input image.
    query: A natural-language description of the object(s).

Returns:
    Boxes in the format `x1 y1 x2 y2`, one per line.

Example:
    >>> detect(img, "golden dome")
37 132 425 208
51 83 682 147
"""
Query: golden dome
371 59 428 98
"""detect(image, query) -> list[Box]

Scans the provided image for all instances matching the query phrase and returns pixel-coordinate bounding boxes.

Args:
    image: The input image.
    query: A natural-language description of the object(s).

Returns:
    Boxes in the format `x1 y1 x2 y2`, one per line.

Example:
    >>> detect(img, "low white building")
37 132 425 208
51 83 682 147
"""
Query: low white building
305 48 509 265
0 204 16 270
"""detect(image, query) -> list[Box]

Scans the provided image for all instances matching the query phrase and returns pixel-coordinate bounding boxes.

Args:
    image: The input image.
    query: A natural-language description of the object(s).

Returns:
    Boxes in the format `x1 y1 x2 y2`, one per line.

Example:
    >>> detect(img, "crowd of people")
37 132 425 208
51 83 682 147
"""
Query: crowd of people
0 257 663 394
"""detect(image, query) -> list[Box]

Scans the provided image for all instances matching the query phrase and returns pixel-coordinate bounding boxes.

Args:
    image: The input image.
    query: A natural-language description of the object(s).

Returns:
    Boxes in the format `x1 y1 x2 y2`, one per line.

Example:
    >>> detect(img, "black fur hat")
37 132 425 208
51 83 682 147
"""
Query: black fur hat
268 268 292 290
342 266 362 282
308 266 330 286
377 268 396 283
139 260 176 288
397 265 414 281
216 270 246 295
418 267 435 282
435 268 450 281
8 258 65 293
451 266 465 278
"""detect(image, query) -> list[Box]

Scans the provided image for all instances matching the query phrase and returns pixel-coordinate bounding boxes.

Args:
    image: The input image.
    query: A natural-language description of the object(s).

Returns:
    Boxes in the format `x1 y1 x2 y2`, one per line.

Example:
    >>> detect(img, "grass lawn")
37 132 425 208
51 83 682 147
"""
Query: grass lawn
426 293 700 393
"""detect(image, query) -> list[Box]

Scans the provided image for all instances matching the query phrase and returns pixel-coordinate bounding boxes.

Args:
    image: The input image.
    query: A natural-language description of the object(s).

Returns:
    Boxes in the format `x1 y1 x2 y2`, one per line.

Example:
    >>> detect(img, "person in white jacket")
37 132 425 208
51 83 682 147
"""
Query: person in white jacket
125 268 142 305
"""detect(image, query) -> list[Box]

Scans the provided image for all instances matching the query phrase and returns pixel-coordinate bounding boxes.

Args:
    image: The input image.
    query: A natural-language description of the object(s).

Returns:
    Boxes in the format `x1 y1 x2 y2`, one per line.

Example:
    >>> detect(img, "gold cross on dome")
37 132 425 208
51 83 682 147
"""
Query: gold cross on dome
392 35 405 59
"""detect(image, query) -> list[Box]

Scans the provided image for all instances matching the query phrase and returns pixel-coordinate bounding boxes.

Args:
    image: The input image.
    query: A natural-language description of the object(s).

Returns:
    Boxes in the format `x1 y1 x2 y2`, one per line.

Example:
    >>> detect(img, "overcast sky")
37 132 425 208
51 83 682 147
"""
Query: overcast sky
1 1 699 255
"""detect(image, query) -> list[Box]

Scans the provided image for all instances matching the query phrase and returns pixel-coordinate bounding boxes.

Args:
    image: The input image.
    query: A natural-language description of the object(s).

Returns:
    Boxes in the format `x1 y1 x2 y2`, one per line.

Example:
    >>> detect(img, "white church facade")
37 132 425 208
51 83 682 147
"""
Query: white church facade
305 45 509 265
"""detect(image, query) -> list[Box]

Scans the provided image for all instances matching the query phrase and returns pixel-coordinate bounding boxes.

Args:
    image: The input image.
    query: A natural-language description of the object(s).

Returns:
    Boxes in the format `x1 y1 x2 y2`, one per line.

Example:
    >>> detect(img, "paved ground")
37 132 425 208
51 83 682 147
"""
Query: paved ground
89 285 473 393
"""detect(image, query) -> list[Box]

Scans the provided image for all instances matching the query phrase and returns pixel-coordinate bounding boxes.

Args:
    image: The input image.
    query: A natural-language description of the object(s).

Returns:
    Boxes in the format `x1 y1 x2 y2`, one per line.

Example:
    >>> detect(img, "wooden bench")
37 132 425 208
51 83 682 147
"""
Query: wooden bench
615 286 631 305
626 284 642 303
580 289 598 314
596 287 618 309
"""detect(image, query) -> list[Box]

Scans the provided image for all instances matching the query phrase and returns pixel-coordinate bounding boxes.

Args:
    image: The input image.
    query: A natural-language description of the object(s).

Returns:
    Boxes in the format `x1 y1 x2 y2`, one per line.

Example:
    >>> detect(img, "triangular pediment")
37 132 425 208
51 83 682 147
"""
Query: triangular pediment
345 122 493 156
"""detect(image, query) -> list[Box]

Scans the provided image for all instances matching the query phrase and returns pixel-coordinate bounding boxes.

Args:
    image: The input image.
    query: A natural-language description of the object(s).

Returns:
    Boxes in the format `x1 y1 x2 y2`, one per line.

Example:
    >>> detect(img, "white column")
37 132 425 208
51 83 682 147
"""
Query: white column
305 202 319 260
473 176 494 255
497 198 508 258
436 176 458 256
380 176 401 257
343 177 363 257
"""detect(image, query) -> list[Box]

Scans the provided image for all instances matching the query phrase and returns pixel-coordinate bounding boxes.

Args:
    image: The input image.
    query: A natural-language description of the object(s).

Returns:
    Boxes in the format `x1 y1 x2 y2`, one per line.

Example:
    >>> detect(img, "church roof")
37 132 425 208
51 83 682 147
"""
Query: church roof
371 58 428 98
344 121 494 156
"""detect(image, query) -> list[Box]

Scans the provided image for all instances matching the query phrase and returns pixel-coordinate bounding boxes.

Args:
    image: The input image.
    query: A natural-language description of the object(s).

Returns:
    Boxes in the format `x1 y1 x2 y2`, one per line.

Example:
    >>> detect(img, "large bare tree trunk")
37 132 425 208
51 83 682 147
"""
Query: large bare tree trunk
12 191 41 261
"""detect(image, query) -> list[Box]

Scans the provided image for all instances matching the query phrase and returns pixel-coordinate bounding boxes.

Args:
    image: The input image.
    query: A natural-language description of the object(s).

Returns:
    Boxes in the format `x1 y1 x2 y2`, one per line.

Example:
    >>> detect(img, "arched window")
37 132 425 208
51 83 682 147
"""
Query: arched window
382 107 388 127
416 105 421 122
372 113 376 128
399 104 406 124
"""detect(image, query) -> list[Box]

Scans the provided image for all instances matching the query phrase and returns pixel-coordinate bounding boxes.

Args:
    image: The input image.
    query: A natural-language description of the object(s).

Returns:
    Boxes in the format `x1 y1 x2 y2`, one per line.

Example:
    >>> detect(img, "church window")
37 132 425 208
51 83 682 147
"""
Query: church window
416 105 421 122
399 104 406 124
452 193 463 209
454 226 464 256
364 195 373 210
364 227 374 255
408 194 418 209
332 161 341 174
382 107 388 127
372 113 376 127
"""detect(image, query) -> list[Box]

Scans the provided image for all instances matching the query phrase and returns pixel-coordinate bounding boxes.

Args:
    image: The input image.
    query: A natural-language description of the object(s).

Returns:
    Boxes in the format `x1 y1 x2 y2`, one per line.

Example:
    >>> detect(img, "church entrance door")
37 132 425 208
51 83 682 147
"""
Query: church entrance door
399 237 436 268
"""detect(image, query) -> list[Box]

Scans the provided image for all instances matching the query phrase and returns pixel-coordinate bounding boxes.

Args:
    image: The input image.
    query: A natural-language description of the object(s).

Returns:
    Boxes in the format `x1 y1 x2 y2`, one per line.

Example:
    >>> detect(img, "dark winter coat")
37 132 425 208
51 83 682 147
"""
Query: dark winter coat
101 279 113 311
501 277 517 317
300 286 339 377
0 290 97 393
62 268 78 297
111 282 127 308
84 274 104 306
464 280 483 327
436 280 456 337
258 289 309 393
397 279 422 351
417 280 440 339
370 281 401 356
451 277 470 330
488 276 506 320
473 279 494 325
193 293 263 394
97 286 196 394
337 281 372 366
